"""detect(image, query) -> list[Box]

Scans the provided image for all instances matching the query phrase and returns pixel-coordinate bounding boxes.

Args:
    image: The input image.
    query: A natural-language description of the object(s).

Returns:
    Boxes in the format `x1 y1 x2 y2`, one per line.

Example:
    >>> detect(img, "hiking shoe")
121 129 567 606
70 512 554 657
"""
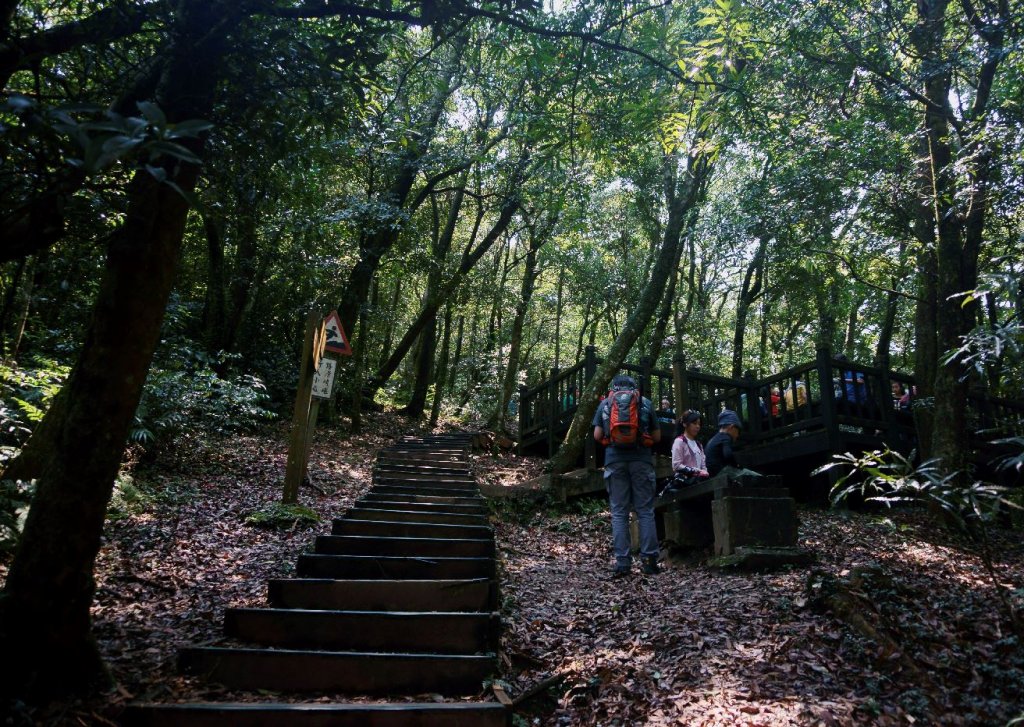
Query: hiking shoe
641 558 660 575
612 564 631 578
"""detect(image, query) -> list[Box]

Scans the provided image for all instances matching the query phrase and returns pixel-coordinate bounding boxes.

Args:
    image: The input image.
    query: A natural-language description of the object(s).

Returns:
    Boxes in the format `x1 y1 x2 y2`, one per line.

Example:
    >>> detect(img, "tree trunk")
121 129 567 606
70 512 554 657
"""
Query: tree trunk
490 225 544 431
913 0 973 475
201 212 226 354
549 152 711 473
430 302 453 426
402 179 467 417
0 2 234 698
4 256 33 364
843 293 863 356
447 312 465 396
336 35 466 338
873 241 907 370
731 234 766 378
647 231 685 367
371 196 521 390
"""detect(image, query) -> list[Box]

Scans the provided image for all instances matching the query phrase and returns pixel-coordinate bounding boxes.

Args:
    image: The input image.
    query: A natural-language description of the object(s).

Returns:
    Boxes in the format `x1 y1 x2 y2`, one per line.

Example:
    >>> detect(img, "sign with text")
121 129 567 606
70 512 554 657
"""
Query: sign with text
323 310 353 355
311 358 338 400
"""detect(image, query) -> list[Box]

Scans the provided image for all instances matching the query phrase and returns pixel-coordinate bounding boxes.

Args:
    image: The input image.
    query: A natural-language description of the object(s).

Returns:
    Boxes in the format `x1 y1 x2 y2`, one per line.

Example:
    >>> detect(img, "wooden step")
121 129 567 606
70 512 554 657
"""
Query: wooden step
179 647 497 695
370 484 485 498
353 499 487 515
314 534 495 558
384 446 467 454
225 608 500 652
331 518 493 541
377 451 467 463
337 508 488 525
374 464 472 476
267 578 496 612
296 553 496 580
361 492 485 507
373 472 476 485
121 701 509 727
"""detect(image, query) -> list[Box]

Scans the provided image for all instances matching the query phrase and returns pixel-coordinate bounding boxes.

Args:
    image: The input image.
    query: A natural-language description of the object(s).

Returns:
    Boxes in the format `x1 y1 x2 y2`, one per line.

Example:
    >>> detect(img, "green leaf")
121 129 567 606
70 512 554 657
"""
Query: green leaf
146 140 202 165
168 119 215 138
145 164 168 183
136 101 167 128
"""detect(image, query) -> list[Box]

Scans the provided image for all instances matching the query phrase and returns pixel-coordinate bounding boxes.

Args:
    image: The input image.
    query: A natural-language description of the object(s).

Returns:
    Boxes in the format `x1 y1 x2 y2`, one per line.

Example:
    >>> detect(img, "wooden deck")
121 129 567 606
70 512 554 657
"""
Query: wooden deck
518 347 1024 500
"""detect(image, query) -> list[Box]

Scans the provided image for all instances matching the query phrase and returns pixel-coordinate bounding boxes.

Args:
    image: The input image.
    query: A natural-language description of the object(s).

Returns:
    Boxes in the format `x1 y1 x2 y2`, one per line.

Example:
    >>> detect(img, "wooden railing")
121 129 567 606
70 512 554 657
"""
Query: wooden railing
518 346 1023 464
518 347 680 454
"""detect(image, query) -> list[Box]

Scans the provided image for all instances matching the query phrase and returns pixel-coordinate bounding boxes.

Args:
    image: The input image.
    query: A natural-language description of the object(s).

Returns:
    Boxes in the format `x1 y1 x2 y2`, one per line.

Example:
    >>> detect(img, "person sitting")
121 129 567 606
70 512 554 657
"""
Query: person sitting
783 380 808 411
659 397 675 417
667 410 709 492
705 410 742 476
705 409 765 486
899 385 916 411
762 386 781 417
835 354 868 405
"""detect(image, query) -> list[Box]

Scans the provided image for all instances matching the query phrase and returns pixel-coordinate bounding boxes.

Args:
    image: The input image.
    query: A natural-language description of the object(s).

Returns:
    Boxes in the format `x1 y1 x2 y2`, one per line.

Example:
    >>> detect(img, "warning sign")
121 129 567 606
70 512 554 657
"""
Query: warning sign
311 358 337 399
323 310 353 355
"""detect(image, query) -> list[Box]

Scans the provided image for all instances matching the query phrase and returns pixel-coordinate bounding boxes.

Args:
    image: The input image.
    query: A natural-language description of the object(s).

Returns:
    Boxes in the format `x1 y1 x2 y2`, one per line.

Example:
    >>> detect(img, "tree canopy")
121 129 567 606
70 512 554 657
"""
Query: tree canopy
1 0 1022 700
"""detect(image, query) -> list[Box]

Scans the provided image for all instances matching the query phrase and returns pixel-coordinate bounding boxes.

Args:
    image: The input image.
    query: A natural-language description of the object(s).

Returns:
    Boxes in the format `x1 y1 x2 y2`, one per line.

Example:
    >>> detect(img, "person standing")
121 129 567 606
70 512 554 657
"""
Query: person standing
592 374 662 577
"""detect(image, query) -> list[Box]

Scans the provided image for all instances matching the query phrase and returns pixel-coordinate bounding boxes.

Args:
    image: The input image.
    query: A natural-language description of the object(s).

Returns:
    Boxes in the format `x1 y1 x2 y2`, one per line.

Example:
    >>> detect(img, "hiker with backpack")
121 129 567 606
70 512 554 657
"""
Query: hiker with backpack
592 374 662 577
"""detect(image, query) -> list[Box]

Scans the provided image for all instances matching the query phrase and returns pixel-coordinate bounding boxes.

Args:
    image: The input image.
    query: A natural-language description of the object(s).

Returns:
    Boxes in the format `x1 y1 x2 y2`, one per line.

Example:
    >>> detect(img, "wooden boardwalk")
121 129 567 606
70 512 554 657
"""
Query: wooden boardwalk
519 347 1024 498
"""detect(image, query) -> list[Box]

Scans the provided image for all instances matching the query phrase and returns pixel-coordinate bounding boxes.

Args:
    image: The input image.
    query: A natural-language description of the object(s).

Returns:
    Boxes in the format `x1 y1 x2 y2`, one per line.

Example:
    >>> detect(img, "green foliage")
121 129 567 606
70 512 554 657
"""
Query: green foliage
0 478 34 555
818 447 1023 633
818 447 1014 525
133 346 276 446
946 262 1024 395
0 357 71 447
106 473 154 521
244 502 320 529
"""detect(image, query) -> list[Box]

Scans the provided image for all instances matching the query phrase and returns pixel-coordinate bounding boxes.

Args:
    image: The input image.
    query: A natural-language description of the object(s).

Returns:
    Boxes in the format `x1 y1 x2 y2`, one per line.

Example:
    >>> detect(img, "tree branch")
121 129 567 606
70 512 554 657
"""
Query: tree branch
806 247 923 302
0 2 164 88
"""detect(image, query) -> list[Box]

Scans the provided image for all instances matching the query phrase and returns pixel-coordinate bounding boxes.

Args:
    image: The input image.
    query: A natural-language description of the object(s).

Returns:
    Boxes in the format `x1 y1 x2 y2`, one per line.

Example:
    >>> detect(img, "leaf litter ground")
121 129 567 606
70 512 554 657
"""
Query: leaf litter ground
1 417 1021 725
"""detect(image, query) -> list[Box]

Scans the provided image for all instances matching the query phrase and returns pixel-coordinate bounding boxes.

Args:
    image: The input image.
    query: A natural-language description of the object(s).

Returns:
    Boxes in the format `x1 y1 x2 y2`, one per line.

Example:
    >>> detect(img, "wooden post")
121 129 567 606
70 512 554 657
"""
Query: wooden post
744 370 762 441
877 362 896 441
283 311 323 504
816 346 841 453
582 347 599 472
584 345 597 384
302 398 321 483
672 353 689 412
547 366 559 457
639 356 652 401
517 384 528 455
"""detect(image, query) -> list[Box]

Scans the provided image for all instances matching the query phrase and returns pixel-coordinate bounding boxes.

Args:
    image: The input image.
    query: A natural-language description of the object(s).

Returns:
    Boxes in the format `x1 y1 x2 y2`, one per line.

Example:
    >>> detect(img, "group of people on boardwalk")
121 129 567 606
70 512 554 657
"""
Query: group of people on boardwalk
591 373 748 577
590 352 903 577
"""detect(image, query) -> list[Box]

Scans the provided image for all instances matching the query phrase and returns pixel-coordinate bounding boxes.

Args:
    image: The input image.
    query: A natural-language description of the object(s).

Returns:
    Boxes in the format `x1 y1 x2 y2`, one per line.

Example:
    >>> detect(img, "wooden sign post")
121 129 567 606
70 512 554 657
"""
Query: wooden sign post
282 311 326 504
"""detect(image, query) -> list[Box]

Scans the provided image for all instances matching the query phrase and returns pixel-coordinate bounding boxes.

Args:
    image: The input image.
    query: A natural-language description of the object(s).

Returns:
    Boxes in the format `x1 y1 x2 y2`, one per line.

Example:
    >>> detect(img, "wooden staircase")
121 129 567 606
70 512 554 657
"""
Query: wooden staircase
123 433 508 726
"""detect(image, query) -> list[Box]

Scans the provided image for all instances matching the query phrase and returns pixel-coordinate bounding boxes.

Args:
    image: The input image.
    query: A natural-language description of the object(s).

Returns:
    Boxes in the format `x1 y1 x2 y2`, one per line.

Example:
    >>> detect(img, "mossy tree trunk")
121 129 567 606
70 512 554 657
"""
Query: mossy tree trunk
549 152 712 474
0 2 237 698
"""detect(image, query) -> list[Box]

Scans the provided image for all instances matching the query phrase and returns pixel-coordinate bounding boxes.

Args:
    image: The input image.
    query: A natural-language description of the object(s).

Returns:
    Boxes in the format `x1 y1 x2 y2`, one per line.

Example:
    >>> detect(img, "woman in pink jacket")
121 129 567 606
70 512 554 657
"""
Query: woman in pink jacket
671 410 709 485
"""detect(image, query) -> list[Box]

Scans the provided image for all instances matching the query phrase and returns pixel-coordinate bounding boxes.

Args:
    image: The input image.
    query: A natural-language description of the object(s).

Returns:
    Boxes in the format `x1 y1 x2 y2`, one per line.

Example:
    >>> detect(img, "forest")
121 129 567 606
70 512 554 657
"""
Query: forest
1 0 1023 724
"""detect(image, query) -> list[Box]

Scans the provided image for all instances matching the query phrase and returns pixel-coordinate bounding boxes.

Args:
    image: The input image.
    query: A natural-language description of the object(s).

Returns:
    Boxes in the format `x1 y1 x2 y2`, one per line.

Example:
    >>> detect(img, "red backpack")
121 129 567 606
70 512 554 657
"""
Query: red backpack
603 387 645 448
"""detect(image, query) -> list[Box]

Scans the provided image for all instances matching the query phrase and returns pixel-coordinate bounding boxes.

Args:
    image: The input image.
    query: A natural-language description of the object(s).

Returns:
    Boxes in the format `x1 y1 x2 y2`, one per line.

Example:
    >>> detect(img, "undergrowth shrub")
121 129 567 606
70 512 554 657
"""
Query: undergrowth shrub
818 447 1022 635
132 347 275 445
0 478 34 555
106 473 155 521
0 357 70 449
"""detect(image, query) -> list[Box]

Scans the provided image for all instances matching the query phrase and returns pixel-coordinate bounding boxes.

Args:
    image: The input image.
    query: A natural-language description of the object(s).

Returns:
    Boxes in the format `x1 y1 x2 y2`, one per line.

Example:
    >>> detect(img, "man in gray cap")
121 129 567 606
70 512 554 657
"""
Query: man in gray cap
704 409 742 476
592 374 662 576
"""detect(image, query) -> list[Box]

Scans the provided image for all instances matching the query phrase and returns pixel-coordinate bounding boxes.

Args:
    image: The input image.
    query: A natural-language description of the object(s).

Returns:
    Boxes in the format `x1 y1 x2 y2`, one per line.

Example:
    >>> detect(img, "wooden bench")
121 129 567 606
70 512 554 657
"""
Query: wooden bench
653 472 798 556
